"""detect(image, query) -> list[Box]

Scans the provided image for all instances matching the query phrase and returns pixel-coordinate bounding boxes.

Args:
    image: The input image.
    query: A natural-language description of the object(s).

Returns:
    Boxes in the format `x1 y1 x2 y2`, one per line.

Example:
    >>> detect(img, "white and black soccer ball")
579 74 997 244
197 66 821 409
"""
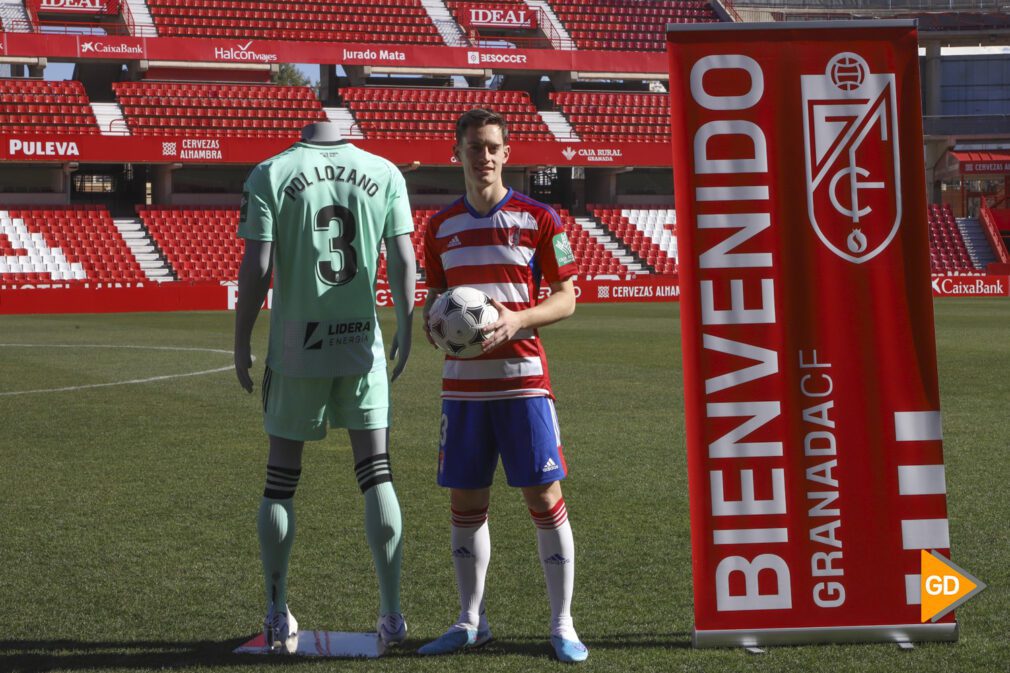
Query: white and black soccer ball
427 286 499 359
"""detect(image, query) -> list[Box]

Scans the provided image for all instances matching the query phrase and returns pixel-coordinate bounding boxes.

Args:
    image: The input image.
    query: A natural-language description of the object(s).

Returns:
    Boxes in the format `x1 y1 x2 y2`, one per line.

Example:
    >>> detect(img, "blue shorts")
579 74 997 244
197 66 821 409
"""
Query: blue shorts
438 397 567 489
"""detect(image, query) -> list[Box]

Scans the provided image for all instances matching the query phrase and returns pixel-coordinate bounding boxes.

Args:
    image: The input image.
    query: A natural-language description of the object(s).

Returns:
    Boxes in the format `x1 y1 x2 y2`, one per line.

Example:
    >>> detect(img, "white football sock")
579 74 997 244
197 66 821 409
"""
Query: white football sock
451 506 490 630
531 499 577 640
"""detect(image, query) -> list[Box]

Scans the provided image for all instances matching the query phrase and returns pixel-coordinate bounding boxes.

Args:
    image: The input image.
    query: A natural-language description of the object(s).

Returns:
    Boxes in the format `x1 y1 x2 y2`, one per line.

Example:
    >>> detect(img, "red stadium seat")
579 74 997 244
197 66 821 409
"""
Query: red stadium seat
135 205 243 282
0 80 100 134
113 82 326 138
0 206 144 287
145 0 442 44
340 87 552 141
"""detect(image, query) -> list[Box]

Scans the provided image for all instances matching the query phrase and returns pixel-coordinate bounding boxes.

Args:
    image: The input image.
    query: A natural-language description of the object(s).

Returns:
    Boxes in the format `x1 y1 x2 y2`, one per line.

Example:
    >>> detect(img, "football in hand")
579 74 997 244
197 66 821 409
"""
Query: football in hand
427 286 500 359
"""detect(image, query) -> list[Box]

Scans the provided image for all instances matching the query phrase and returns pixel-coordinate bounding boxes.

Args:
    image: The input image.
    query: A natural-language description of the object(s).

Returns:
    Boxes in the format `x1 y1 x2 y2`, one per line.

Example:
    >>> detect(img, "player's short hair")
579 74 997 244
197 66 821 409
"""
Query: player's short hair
455 108 509 145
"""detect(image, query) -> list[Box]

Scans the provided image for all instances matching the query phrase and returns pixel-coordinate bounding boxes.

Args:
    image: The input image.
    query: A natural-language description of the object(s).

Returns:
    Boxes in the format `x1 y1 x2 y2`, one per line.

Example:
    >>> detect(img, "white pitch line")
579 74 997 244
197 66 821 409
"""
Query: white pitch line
0 344 250 397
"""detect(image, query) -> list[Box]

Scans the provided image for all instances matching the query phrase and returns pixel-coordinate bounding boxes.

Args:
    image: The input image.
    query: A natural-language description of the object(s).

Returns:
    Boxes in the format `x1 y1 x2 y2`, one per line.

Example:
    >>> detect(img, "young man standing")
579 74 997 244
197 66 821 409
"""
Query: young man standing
419 108 588 663
234 122 416 654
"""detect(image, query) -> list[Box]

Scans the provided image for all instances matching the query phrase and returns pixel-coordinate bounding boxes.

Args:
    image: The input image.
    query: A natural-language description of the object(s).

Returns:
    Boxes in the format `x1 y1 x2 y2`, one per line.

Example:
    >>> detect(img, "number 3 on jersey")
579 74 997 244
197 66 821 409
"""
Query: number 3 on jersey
315 204 358 285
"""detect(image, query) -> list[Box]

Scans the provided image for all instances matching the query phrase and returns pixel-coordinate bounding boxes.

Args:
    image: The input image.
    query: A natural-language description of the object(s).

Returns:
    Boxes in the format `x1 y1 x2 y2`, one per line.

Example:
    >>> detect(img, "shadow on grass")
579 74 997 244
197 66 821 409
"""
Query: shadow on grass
474 632 693 659
0 637 333 672
0 632 692 671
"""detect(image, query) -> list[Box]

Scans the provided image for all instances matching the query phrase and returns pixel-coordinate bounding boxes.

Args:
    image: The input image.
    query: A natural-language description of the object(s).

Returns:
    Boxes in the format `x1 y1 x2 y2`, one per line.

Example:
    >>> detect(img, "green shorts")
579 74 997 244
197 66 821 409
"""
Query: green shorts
261 365 390 441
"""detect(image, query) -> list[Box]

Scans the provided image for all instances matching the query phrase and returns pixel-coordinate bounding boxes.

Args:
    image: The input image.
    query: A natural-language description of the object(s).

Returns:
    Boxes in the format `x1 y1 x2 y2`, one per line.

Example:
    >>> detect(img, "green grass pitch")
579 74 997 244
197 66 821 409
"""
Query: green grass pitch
0 300 1006 672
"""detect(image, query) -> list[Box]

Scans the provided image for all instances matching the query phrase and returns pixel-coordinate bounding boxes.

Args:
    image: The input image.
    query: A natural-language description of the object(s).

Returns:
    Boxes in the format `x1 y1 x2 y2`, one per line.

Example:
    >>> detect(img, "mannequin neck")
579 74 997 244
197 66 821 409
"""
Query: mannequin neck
301 121 345 143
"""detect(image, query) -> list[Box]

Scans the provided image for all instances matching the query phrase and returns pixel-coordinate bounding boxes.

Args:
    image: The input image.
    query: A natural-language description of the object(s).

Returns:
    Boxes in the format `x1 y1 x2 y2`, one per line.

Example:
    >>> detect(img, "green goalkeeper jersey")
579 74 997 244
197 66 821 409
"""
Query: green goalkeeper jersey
238 140 413 378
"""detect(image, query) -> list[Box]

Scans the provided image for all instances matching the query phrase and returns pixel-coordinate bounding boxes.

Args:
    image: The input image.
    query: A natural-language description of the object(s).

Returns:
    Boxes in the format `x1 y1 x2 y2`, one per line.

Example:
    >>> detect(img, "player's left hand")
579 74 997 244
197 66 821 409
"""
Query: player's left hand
389 329 412 382
234 343 254 393
482 298 523 353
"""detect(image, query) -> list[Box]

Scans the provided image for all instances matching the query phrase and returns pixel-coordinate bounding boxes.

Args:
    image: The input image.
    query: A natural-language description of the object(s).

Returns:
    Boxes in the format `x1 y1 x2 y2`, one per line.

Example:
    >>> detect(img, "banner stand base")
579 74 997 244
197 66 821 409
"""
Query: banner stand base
234 631 384 658
693 622 958 648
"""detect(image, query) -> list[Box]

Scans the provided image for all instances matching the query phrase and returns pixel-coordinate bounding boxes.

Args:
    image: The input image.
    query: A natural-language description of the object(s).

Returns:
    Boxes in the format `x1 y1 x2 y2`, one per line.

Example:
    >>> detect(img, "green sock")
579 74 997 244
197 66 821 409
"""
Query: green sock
364 481 403 615
258 497 296 609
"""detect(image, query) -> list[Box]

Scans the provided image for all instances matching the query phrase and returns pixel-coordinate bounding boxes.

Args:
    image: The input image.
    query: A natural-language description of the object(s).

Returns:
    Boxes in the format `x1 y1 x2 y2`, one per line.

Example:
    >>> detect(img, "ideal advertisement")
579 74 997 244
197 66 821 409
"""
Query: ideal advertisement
668 21 956 646
462 5 539 29
33 0 119 15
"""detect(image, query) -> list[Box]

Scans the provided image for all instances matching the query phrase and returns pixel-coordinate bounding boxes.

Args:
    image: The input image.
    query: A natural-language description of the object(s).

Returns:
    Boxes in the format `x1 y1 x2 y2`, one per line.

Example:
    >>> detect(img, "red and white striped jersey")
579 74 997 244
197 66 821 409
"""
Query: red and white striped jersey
424 189 578 400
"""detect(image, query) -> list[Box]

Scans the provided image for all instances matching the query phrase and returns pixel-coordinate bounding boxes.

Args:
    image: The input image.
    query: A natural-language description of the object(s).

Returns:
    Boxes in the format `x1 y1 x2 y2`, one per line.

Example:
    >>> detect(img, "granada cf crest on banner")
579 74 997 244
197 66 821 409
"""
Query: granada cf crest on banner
802 52 901 263
667 21 955 648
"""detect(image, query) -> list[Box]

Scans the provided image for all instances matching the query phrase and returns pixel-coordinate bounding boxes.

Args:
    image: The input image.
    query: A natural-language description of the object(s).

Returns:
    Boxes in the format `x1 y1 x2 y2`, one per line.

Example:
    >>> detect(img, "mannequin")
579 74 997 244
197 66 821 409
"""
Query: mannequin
234 117 417 653
301 120 345 143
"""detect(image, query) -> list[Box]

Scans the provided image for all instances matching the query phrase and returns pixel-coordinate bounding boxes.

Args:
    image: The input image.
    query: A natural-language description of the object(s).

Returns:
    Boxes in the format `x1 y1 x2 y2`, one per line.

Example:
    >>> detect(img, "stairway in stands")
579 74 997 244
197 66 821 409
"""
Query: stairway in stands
957 218 997 270
122 0 158 37
539 110 579 142
419 0 468 45
91 102 130 136
524 0 575 50
0 0 30 30
323 107 365 139
569 213 646 276
112 218 174 282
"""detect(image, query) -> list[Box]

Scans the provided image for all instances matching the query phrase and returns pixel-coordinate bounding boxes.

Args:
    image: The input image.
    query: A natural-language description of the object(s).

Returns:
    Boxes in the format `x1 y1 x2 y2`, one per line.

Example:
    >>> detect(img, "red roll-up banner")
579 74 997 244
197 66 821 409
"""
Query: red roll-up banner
667 21 956 647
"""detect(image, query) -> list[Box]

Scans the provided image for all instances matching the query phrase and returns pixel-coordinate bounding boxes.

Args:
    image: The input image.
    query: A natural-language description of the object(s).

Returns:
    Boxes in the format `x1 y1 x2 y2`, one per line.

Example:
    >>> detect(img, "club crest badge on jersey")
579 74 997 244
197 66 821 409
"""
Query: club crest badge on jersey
802 52 901 264
509 224 522 247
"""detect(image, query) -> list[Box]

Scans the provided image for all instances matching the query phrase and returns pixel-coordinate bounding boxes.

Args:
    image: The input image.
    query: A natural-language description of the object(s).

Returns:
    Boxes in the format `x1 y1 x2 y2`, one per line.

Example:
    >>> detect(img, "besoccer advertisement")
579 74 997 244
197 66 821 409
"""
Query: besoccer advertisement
667 22 955 646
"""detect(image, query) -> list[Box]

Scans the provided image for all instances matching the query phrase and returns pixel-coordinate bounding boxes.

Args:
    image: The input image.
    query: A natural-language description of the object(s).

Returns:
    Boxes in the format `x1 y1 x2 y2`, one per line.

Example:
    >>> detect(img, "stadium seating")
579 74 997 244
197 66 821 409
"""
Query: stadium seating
928 203 976 273
550 91 669 142
592 205 677 274
0 205 144 286
0 79 100 135
341 87 553 141
112 82 327 138
548 0 719 51
136 205 242 282
411 208 434 272
561 209 629 275
146 0 442 44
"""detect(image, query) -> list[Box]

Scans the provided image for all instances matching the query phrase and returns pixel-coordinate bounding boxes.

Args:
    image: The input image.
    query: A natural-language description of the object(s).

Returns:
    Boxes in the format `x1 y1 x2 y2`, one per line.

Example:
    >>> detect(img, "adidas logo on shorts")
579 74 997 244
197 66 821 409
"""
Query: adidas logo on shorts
542 458 559 473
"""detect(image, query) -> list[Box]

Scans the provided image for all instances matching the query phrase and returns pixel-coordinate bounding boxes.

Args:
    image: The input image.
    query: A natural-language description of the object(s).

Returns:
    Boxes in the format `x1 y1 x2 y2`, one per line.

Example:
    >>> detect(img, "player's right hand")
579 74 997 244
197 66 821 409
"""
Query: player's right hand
422 304 438 348
234 344 254 393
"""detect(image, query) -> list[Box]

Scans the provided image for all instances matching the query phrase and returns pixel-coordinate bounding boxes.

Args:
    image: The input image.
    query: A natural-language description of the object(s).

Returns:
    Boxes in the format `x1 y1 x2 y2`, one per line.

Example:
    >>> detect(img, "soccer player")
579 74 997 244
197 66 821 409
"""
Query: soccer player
418 108 588 663
234 121 416 654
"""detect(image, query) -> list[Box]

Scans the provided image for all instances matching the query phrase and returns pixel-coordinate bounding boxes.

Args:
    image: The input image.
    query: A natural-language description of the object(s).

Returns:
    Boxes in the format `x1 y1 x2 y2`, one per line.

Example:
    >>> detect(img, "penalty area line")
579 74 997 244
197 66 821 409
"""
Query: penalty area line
0 344 253 397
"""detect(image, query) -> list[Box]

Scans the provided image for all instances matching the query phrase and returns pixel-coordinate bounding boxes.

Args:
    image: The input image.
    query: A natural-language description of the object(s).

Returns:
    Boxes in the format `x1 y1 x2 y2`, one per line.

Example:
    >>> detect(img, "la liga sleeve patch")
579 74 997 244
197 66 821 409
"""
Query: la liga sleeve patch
552 233 575 267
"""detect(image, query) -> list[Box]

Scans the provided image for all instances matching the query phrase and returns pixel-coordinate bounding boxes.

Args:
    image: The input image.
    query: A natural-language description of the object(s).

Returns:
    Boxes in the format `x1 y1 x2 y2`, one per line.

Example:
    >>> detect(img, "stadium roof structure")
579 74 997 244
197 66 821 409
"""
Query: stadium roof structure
935 148 1010 180
721 0 1010 46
